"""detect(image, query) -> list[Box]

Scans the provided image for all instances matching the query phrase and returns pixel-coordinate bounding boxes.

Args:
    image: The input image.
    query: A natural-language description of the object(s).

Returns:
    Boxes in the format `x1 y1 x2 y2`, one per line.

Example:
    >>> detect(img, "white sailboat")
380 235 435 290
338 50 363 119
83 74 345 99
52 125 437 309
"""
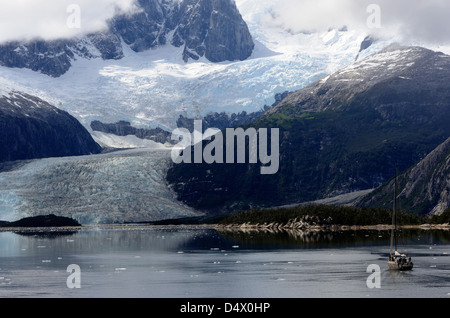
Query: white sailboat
387 167 414 271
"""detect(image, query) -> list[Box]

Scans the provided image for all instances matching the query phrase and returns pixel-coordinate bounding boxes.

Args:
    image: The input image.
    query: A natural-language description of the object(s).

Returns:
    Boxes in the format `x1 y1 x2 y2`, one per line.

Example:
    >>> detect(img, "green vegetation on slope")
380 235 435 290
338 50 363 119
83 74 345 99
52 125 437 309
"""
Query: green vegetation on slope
167 103 449 213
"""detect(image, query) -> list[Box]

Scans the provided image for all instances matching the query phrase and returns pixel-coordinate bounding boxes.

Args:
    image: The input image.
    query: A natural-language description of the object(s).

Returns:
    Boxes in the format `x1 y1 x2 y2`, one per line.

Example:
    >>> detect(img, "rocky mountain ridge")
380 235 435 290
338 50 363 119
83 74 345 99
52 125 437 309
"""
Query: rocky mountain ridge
90 120 173 145
0 0 254 77
357 137 450 216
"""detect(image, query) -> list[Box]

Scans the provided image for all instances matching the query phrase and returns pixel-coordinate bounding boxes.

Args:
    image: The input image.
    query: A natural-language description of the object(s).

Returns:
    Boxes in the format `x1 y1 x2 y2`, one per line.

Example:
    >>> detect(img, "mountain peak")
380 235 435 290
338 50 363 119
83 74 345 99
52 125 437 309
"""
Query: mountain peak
0 0 254 77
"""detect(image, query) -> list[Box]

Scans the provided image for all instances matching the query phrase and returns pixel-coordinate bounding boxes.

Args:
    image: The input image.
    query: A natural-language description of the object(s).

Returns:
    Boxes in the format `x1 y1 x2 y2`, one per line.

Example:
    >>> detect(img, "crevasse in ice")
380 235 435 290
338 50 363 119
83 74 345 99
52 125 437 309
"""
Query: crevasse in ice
0 148 202 224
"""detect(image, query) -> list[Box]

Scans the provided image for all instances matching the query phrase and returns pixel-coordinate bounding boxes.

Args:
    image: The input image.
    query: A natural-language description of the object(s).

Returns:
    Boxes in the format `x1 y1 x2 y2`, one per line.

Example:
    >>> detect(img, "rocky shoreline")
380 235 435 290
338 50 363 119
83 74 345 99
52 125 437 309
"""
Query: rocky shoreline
215 221 450 233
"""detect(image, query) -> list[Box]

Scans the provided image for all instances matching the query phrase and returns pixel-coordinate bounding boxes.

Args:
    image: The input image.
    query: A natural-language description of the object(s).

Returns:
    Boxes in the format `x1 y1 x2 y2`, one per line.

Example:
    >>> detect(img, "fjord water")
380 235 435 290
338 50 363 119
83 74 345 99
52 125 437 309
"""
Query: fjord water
0 227 449 298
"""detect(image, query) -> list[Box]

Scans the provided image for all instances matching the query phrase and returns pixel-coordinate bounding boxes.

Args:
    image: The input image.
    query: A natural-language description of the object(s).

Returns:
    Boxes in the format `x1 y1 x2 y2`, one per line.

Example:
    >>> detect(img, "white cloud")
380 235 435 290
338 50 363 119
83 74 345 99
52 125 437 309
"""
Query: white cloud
0 0 136 43
256 0 450 45
2 0 449 47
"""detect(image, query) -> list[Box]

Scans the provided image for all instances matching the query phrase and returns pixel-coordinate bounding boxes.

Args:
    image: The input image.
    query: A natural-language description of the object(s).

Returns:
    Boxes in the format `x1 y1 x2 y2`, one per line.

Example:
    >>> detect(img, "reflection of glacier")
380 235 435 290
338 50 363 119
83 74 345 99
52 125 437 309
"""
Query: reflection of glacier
0 149 202 224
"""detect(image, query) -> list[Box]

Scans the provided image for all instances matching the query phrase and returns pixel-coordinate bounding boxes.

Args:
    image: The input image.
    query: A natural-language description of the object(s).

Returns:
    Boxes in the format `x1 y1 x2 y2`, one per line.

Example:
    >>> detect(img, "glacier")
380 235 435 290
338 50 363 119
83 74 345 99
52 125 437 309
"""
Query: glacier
0 148 202 224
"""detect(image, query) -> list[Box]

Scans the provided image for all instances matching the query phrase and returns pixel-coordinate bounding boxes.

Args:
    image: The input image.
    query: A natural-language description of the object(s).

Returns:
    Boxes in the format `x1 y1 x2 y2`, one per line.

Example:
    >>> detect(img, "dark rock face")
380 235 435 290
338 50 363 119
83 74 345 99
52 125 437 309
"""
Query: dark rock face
174 91 285 133
359 35 375 53
172 0 254 62
90 120 173 144
0 36 123 77
0 91 102 163
86 32 124 60
0 0 254 77
357 137 450 216
176 106 272 133
110 0 172 52
0 40 76 78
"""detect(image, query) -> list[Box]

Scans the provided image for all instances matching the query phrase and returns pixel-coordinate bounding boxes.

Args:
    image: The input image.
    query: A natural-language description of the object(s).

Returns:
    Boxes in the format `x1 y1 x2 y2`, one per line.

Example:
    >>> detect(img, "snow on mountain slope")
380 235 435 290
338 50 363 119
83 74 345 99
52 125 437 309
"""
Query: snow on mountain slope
0 0 389 147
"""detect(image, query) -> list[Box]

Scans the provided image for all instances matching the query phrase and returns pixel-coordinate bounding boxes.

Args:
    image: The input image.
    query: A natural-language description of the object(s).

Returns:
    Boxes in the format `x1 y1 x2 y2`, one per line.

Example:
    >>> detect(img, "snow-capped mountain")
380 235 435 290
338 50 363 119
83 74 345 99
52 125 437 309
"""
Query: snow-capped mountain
0 0 391 149
0 0 254 77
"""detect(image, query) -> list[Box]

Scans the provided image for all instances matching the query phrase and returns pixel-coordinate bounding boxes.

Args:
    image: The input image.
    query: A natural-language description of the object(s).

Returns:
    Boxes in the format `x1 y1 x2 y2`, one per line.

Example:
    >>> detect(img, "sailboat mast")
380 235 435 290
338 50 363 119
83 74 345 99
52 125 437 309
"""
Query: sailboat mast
390 167 398 257
394 167 398 252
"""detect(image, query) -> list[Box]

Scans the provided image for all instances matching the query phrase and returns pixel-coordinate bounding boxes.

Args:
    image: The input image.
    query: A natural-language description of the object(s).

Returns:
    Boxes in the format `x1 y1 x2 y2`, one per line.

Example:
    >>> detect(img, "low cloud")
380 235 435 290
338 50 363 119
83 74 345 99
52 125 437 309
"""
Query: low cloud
257 0 450 45
0 0 136 43
2 0 449 47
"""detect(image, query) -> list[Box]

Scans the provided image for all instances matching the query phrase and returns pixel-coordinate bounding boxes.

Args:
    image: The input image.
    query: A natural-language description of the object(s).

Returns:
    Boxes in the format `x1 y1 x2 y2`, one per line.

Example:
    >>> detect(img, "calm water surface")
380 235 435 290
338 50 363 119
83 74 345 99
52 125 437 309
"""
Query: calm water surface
0 226 449 298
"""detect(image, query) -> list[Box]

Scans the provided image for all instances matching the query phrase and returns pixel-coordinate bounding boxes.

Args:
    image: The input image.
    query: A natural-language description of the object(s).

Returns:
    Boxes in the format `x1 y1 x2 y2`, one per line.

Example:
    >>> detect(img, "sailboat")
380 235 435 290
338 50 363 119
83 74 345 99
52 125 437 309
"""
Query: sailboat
387 167 414 271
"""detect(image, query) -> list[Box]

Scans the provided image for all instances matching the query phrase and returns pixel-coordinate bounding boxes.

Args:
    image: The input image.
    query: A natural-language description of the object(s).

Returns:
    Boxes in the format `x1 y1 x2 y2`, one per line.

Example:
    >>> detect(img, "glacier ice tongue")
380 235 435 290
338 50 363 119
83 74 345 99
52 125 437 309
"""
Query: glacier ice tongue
0 148 203 225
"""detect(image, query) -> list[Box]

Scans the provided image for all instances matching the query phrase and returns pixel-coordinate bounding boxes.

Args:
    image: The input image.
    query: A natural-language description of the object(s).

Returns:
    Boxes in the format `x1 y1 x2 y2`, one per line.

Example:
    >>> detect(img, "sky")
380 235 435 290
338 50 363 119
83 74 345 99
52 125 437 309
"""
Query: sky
0 0 449 46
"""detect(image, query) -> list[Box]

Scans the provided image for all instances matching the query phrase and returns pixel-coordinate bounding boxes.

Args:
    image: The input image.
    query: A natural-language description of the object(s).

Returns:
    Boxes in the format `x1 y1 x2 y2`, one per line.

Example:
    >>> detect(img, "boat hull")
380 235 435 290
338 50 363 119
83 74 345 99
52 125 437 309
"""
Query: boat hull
388 260 413 271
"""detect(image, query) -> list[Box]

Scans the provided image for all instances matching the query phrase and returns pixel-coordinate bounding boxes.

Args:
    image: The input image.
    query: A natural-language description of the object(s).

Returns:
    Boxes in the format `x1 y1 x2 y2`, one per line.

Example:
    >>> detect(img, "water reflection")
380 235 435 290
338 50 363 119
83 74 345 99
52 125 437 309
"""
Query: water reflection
0 226 449 298
216 228 450 250
2 226 449 252
12 230 79 239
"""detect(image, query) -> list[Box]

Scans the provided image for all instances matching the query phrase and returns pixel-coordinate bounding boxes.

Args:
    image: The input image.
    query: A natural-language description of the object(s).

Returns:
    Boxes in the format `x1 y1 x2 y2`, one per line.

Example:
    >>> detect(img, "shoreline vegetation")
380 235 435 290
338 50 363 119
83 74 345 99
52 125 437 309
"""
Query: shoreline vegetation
215 204 450 232
1 204 449 233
